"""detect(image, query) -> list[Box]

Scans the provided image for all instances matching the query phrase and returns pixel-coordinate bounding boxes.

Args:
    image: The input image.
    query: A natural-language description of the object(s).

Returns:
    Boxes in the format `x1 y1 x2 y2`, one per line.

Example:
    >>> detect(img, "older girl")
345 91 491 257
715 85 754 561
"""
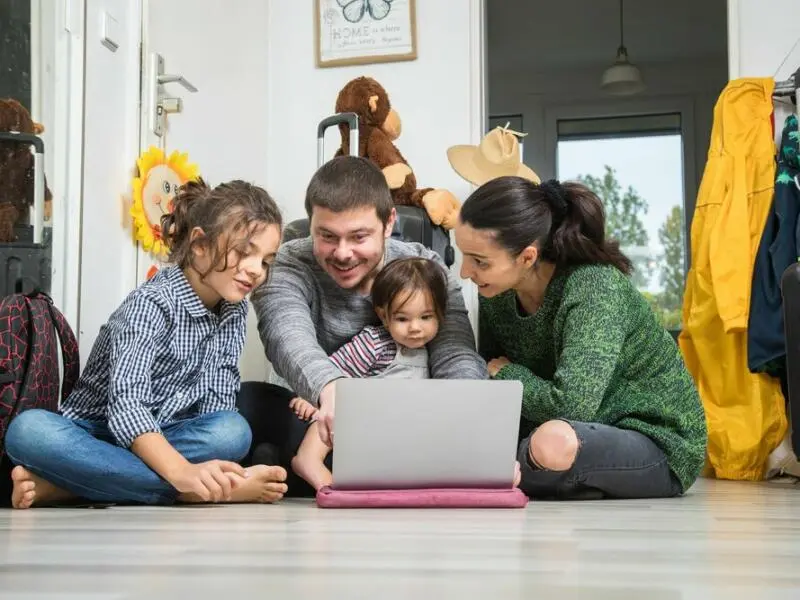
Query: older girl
6 178 288 508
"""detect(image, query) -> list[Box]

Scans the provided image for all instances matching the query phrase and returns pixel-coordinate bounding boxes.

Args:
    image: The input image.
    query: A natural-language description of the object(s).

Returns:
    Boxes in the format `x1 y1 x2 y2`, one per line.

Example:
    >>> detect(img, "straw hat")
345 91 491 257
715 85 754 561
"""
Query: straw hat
447 124 540 186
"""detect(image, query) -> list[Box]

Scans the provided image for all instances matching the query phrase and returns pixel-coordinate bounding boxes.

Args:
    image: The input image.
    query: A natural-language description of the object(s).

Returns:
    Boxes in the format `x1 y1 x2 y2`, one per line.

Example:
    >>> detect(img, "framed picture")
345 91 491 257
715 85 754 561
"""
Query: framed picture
315 0 418 68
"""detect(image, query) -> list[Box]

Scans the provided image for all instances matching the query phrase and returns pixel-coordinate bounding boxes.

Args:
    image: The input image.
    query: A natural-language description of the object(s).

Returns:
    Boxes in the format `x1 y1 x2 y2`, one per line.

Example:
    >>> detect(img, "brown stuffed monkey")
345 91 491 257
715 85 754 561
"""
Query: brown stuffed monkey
0 98 53 243
334 77 460 230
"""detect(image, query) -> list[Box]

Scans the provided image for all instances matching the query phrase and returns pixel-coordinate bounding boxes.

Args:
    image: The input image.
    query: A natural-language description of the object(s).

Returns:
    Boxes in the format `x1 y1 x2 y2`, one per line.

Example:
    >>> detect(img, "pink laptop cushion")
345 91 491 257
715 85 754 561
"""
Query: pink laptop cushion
316 486 529 508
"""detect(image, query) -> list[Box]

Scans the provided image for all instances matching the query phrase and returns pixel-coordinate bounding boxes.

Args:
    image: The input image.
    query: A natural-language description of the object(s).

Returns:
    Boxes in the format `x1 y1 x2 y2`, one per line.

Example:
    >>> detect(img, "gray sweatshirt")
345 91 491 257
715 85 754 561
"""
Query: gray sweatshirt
252 237 489 404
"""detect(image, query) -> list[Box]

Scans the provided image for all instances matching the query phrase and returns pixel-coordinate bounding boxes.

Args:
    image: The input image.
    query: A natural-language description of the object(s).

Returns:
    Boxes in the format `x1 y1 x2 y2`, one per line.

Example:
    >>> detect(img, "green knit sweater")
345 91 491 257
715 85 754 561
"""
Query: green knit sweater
480 264 707 492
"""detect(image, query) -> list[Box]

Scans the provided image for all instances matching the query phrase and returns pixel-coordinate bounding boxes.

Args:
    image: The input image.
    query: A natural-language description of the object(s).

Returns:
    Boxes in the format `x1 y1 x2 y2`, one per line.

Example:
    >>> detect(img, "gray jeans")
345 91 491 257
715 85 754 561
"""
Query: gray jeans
517 420 683 500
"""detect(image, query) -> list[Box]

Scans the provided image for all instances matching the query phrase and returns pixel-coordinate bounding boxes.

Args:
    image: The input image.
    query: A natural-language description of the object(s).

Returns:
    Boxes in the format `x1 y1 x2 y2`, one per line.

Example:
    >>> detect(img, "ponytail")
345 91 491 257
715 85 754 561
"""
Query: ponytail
160 177 211 257
541 181 633 275
459 176 633 275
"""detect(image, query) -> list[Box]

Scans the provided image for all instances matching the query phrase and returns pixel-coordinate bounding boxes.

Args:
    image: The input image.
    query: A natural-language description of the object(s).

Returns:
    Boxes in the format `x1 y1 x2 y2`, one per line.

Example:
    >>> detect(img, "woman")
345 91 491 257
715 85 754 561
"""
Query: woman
455 176 707 500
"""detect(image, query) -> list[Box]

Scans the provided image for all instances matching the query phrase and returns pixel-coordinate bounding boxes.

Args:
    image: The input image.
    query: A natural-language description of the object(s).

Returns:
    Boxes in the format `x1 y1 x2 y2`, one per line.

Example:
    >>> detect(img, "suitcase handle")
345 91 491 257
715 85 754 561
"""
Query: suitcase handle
317 112 359 167
0 132 46 245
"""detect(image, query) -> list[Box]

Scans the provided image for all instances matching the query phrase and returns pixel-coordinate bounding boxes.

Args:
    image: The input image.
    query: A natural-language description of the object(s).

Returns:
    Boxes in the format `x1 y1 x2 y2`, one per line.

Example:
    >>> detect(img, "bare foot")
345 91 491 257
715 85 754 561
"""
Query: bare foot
11 466 74 509
177 464 288 504
228 465 288 503
291 451 333 492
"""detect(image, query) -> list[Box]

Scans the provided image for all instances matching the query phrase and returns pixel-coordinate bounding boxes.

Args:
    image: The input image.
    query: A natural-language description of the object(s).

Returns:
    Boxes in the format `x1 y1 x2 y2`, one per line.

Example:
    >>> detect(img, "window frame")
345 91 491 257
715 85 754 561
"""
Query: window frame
545 99 697 272
549 101 696 335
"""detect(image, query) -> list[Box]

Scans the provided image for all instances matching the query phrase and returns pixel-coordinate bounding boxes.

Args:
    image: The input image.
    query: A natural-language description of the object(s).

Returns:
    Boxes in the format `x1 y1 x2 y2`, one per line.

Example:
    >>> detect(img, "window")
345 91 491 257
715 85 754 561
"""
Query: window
557 114 686 331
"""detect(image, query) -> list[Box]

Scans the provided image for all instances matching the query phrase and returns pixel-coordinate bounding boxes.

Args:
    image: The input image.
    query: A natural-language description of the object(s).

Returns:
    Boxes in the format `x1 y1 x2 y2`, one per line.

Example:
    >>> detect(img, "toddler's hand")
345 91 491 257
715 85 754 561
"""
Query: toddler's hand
290 396 318 421
488 357 511 377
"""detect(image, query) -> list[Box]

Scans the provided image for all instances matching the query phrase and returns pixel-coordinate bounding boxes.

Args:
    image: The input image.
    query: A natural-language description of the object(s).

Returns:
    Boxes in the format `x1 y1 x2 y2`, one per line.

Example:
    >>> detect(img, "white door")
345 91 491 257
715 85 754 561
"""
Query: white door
78 0 141 361
138 0 272 381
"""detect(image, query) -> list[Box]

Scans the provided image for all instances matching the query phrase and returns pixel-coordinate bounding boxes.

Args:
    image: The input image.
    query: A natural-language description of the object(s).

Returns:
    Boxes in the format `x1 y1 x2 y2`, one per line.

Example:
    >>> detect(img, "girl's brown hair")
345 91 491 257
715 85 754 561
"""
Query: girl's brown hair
161 178 282 275
372 257 448 321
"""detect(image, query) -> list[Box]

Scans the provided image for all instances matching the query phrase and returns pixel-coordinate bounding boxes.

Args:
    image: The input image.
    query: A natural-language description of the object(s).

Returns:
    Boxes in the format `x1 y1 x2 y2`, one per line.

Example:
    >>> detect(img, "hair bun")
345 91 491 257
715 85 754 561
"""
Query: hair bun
539 179 569 222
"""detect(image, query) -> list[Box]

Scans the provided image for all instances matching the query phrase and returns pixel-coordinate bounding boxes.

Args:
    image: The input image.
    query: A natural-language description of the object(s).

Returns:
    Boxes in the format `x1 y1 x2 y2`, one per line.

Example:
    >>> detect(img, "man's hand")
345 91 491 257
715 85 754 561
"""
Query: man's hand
316 381 337 447
289 396 318 421
487 356 511 377
167 460 248 503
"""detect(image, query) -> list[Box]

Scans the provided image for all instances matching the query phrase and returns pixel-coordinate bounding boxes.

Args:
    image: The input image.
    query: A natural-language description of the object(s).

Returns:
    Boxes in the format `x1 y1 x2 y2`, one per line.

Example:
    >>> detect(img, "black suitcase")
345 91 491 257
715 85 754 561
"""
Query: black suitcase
393 205 455 268
0 132 51 296
283 113 455 267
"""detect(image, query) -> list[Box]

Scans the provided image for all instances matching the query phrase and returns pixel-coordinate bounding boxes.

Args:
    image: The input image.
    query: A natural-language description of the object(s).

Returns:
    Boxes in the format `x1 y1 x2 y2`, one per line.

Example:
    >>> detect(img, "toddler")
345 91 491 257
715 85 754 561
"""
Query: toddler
290 257 448 490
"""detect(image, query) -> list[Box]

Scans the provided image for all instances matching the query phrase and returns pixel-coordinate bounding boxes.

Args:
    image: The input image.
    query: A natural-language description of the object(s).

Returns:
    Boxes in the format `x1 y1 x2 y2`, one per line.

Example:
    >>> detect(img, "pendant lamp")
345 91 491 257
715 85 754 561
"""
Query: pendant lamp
601 0 645 95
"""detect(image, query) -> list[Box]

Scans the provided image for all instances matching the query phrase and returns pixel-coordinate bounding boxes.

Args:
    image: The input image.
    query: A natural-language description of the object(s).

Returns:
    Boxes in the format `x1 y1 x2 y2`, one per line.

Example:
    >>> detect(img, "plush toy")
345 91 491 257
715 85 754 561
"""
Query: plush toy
334 77 461 230
0 98 53 243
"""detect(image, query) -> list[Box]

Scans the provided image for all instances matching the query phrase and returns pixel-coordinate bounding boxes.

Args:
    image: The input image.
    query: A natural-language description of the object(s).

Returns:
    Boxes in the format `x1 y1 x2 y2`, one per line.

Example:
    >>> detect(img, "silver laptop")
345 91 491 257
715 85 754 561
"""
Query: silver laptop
331 378 523 490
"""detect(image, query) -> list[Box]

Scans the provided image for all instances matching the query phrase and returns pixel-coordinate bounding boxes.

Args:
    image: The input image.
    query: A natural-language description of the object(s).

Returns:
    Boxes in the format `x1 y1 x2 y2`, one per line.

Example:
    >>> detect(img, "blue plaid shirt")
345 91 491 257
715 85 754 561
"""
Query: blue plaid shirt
62 266 248 448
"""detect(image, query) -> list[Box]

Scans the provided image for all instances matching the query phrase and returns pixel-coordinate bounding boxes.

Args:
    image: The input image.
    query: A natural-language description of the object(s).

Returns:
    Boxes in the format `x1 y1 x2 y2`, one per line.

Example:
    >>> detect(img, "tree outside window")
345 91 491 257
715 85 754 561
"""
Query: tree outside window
557 121 686 332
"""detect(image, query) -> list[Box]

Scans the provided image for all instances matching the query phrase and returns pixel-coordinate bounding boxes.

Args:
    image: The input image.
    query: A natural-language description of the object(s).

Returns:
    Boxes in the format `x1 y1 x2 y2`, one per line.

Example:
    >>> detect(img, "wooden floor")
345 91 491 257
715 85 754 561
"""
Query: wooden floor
0 478 798 599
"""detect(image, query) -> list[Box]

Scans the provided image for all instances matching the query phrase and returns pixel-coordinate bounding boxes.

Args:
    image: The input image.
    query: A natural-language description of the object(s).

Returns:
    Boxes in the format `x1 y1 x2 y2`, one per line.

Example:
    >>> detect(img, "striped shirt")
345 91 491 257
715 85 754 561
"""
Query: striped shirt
253 237 489 405
329 325 397 377
62 266 248 448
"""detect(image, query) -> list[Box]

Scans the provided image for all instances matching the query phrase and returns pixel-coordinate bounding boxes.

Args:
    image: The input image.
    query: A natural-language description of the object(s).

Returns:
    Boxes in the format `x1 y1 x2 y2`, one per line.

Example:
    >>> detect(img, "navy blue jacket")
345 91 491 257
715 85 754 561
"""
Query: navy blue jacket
748 114 800 374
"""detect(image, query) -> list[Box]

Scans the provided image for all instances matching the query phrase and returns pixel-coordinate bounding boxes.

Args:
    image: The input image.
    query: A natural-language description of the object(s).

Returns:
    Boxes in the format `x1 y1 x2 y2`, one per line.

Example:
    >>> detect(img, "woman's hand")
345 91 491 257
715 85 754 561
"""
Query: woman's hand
487 357 511 377
289 396 318 421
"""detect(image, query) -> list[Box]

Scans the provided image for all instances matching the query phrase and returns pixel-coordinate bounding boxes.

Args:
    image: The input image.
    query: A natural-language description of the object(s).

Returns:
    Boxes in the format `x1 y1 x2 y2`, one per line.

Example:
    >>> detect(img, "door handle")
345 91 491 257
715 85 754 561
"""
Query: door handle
148 53 198 137
157 74 198 93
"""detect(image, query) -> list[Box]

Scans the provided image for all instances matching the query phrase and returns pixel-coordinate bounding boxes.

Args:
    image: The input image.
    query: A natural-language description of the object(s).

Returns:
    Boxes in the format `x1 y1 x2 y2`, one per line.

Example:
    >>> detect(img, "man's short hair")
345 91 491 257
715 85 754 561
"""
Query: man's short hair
305 155 394 225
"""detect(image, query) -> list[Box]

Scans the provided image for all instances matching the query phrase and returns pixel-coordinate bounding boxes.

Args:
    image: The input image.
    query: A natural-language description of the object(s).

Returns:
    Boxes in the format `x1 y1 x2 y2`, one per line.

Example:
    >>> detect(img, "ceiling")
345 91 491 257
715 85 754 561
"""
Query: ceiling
487 0 728 75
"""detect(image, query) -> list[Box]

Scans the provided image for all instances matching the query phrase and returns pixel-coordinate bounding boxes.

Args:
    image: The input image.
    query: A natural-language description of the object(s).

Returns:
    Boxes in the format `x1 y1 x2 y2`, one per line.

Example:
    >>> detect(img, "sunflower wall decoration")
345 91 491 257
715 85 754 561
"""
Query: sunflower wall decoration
130 146 199 261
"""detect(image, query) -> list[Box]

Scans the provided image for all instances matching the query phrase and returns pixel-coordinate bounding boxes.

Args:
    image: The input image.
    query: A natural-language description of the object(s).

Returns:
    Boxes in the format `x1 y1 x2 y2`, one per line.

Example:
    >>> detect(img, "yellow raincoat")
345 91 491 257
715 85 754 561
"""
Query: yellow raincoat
679 78 787 480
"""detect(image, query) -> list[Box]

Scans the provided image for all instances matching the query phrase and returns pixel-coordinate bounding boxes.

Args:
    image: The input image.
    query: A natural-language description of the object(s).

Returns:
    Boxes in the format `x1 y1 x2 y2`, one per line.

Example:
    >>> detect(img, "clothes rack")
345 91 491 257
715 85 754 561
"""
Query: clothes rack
773 68 800 106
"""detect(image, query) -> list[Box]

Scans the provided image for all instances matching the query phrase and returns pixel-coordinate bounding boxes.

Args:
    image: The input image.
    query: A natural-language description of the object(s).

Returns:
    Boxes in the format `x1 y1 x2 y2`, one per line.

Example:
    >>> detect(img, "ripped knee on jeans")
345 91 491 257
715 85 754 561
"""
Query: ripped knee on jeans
529 420 580 471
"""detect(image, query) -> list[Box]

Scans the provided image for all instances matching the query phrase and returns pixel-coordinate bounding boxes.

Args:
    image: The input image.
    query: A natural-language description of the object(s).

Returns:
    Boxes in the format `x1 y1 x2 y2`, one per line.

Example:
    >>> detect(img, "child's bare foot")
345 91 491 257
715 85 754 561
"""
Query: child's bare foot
11 466 74 509
291 451 333 491
227 464 288 503
177 464 288 504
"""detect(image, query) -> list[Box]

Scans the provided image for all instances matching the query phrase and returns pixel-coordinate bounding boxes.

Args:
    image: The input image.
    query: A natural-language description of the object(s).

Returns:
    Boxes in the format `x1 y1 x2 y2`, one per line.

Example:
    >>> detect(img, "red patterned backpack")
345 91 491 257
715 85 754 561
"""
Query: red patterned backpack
0 292 80 455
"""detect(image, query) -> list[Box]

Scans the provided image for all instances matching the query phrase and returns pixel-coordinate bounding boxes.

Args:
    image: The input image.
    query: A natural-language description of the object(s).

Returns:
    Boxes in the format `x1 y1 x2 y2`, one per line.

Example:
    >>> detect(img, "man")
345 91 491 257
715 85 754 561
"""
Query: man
244 155 487 461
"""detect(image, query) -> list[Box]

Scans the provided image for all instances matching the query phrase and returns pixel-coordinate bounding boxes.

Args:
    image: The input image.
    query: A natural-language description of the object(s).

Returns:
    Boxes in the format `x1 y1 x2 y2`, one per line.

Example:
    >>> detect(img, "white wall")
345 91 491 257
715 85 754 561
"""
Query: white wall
729 0 800 80
138 0 271 382
266 1 485 225
78 0 141 363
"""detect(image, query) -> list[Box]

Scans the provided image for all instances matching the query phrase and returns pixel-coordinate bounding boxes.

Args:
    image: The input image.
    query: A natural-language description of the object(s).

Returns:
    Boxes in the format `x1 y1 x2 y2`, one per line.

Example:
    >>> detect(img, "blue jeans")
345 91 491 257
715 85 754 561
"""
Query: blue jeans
4 409 252 505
